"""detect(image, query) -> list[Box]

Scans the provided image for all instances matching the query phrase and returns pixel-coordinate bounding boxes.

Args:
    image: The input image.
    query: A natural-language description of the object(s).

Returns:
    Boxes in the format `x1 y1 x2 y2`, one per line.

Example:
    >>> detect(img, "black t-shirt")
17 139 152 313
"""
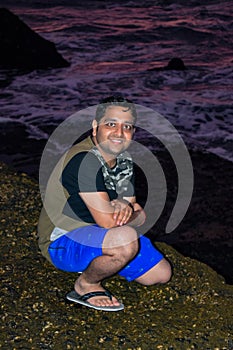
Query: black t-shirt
61 151 135 223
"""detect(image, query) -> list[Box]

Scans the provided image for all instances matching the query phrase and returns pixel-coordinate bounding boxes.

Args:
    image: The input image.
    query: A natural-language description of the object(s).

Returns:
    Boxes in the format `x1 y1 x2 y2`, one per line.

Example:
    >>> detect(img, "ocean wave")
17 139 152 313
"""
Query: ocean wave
0 0 233 170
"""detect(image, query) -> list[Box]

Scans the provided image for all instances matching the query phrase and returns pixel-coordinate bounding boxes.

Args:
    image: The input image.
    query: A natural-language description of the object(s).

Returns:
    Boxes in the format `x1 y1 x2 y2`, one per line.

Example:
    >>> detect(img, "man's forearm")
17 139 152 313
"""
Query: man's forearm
111 199 146 228
126 208 146 227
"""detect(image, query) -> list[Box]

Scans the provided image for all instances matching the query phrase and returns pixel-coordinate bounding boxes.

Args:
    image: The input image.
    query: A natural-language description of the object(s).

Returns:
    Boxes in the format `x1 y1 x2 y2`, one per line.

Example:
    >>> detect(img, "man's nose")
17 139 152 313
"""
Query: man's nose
114 124 124 136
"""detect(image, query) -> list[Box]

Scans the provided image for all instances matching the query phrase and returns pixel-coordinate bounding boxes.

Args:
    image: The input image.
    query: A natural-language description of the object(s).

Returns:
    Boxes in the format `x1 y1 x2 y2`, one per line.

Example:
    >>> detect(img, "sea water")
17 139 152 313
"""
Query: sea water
0 0 233 172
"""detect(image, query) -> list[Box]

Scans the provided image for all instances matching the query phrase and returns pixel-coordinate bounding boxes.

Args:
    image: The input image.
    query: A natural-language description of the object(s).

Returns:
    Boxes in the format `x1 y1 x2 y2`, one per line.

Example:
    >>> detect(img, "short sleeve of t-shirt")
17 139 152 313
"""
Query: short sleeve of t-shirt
61 151 108 223
62 151 106 193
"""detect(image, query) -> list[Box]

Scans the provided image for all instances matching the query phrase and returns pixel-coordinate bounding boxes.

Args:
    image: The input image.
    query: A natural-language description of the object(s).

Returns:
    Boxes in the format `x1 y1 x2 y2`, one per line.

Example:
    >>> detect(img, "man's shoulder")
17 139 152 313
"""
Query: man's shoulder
63 136 97 166
68 136 93 155
62 137 102 177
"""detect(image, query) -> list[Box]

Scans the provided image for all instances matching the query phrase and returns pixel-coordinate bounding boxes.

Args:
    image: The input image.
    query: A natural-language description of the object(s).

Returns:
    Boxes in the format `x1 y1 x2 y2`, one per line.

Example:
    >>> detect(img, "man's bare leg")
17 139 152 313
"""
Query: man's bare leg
135 258 172 286
74 226 138 307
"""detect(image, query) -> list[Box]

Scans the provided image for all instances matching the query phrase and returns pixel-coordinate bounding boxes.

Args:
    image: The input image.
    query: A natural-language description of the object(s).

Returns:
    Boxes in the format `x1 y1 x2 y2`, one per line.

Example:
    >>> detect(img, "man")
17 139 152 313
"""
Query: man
38 95 171 311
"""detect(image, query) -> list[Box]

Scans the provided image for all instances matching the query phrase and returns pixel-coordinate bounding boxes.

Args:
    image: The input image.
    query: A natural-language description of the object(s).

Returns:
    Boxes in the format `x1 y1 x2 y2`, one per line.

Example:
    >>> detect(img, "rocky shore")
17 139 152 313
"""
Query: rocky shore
1 160 233 349
132 145 233 285
0 8 70 70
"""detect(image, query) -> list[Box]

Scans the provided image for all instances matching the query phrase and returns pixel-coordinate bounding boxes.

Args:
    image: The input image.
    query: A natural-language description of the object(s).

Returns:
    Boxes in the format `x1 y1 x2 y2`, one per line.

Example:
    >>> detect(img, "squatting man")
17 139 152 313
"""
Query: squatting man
38 95 172 311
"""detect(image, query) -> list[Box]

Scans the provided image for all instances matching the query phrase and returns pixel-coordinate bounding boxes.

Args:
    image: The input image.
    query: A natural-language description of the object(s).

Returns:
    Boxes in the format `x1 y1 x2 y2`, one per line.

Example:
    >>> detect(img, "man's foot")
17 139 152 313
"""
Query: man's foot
71 277 123 310
66 289 124 311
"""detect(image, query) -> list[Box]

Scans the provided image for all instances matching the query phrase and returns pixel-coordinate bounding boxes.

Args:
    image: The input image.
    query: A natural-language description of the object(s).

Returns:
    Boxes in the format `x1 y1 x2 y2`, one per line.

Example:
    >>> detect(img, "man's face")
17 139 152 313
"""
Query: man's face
92 105 135 161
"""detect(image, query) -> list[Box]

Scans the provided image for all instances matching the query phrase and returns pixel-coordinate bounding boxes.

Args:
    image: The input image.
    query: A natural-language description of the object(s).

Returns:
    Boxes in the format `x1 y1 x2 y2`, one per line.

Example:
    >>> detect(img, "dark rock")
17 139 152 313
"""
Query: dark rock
165 57 186 70
0 161 233 349
148 57 187 71
0 8 70 70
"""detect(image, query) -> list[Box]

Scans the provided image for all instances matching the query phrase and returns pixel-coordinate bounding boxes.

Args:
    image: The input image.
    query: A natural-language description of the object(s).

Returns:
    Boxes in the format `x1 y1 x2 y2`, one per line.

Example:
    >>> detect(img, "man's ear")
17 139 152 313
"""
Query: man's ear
92 120 98 136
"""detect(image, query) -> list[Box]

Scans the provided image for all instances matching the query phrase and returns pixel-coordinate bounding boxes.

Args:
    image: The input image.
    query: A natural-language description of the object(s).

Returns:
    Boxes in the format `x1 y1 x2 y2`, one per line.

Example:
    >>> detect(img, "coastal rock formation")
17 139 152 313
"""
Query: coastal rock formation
149 57 187 71
0 8 70 70
165 57 186 70
1 162 233 349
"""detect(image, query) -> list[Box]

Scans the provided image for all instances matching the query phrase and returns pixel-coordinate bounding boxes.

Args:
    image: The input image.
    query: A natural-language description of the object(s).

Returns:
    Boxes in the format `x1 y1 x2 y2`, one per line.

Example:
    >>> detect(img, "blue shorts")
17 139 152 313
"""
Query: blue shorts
48 225 164 281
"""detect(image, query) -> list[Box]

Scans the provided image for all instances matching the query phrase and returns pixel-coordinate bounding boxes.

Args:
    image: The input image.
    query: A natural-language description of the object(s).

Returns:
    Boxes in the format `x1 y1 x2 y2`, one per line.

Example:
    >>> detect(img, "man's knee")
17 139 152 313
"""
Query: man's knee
103 225 138 250
119 235 138 261
103 225 139 261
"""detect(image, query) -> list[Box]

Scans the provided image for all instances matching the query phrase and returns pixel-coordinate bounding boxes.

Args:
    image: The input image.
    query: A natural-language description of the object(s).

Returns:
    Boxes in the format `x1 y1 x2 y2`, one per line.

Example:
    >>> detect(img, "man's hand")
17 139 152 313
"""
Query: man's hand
79 192 145 229
111 199 134 226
